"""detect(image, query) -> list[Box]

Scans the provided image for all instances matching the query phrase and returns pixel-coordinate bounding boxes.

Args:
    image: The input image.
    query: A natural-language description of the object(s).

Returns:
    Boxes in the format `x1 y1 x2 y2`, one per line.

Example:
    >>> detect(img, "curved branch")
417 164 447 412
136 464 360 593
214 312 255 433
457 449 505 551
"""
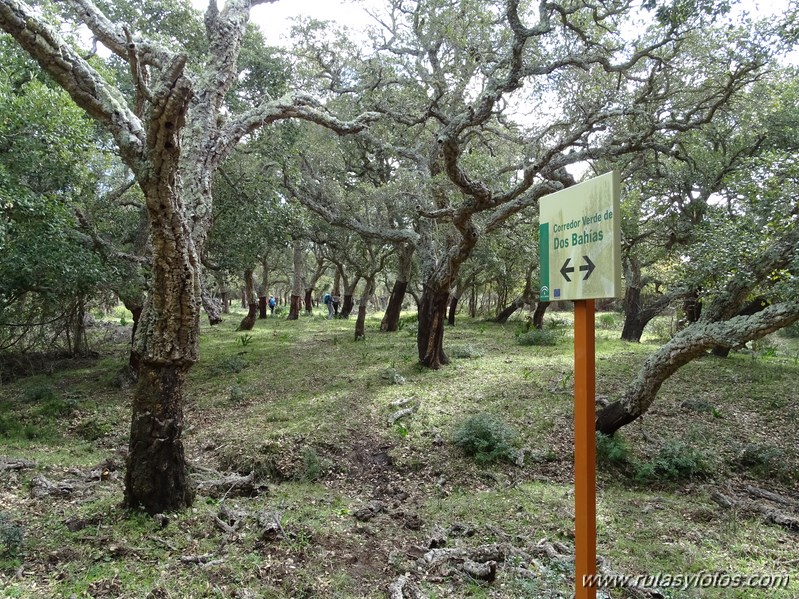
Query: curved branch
0 0 146 166
218 93 380 155
597 300 799 436
284 171 419 247
67 0 172 68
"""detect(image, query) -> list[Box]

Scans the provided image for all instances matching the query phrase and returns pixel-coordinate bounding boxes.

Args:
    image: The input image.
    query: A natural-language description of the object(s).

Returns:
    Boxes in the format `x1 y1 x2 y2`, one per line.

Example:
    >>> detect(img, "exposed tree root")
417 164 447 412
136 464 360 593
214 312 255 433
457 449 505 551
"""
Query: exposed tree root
711 489 799 532
191 467 267 498
0 457 36 472
388 404 418 426
387 573 424 599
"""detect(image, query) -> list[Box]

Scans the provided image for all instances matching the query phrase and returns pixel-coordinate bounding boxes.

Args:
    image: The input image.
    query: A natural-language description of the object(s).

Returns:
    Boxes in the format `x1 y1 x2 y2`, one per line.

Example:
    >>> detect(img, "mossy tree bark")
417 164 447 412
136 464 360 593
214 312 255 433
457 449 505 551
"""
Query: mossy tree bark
355 276 376 340
0 0 376 513
381 244 414 332
381 280 407 331
287 239 304 321
417 286 452 368
597 301 799 436
237 268 257 331
599 225 799 435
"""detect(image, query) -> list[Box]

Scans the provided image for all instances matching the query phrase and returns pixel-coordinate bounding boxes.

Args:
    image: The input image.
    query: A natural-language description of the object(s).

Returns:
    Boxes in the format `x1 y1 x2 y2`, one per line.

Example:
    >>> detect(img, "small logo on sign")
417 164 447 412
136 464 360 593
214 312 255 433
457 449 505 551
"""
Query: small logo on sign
554 289 561 298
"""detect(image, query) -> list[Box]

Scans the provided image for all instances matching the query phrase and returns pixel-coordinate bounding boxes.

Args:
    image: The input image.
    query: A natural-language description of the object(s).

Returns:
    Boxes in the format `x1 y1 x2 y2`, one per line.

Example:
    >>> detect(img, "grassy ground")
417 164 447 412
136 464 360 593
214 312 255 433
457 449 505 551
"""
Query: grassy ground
0 307 797 598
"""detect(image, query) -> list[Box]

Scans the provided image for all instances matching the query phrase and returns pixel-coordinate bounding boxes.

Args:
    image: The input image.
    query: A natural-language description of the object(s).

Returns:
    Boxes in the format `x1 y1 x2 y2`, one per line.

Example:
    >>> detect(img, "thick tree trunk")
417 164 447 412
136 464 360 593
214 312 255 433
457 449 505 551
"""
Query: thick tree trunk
287 294 302 320
258 296 267 319
237 269 257 330
355 305 368 340
621 286 675 342
238 303 258 330
220 291 230 314
712 297 769 357
597 301 799 436
447 295 459 325
124 361 194 513
69 298 88 356
201 280 223 325
126 178 200 514
620 286 645 341
681 291 702 326
213 273 230 315
340 294 354 318
287 239 304 320
380 280 407 332
494 297 524 324
354 277 375 340
468 284 477 318
127 304 143 377
532 301 550 329
304 288 314 314
417 287 451 368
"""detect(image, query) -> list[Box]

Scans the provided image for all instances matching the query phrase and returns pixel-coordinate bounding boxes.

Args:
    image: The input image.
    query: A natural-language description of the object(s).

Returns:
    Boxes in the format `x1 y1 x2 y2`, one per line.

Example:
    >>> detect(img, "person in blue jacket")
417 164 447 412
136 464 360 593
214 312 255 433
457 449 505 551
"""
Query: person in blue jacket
323 291 334 319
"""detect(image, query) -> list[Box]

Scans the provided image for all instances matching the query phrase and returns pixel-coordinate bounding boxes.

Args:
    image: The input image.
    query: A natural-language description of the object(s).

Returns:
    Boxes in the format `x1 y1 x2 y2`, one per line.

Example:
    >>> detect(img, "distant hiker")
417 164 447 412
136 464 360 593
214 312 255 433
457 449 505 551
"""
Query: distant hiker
323 292 334 319
332 294 340 316
268 295 276 315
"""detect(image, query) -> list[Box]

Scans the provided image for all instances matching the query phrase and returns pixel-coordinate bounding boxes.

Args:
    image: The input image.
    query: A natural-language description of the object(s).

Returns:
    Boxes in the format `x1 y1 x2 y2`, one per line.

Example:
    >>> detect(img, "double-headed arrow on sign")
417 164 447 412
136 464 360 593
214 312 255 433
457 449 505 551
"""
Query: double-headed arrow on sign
560 256 596 282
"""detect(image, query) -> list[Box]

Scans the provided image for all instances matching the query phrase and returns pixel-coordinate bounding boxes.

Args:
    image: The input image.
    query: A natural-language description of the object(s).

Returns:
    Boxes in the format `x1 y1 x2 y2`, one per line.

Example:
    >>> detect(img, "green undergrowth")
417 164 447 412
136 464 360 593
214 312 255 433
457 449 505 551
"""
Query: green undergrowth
0 307 797 598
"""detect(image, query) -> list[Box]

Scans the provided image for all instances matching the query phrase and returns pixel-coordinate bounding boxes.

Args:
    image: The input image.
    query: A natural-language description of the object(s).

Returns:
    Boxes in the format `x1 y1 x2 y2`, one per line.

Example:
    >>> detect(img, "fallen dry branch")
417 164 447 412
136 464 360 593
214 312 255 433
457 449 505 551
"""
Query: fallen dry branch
461 558 497 581
388 404 419 426
148 535 178 551
389 397 415 407
0 457 36 472
257 509 287 541
387 573 425 599
29 475 77 498
744 485 799 509
711 490 799 532
192 469 267 498
422 542 511 579
213 502 248 534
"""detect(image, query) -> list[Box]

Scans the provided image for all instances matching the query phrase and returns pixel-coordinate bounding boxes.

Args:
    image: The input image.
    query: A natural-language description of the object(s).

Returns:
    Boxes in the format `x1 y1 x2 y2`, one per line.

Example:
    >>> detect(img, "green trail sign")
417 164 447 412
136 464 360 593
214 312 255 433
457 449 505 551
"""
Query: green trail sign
539 171 622 301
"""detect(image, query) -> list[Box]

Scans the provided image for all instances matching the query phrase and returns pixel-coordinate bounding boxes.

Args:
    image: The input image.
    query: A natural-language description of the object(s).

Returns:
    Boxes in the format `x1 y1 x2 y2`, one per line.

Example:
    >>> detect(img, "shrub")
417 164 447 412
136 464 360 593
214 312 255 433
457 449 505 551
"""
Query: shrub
449 344 485 359
596 432 629 466
36 396 79 418
597 313 617 329
228 384 247 404
218 355 247 374
733 444 795 483
635 440 711 482
515 328 562 346
299 447 330 482
75 418 109 441
453 413 518 464
0 414 23 439
380 368 406 385
23 383 57 404
0 512 23 556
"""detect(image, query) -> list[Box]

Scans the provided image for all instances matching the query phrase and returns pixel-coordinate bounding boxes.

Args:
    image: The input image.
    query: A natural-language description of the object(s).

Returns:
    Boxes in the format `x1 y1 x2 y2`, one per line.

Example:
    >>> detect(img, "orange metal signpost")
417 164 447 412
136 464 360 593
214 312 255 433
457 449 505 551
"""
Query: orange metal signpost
539 172 620 599
574 299 596 598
